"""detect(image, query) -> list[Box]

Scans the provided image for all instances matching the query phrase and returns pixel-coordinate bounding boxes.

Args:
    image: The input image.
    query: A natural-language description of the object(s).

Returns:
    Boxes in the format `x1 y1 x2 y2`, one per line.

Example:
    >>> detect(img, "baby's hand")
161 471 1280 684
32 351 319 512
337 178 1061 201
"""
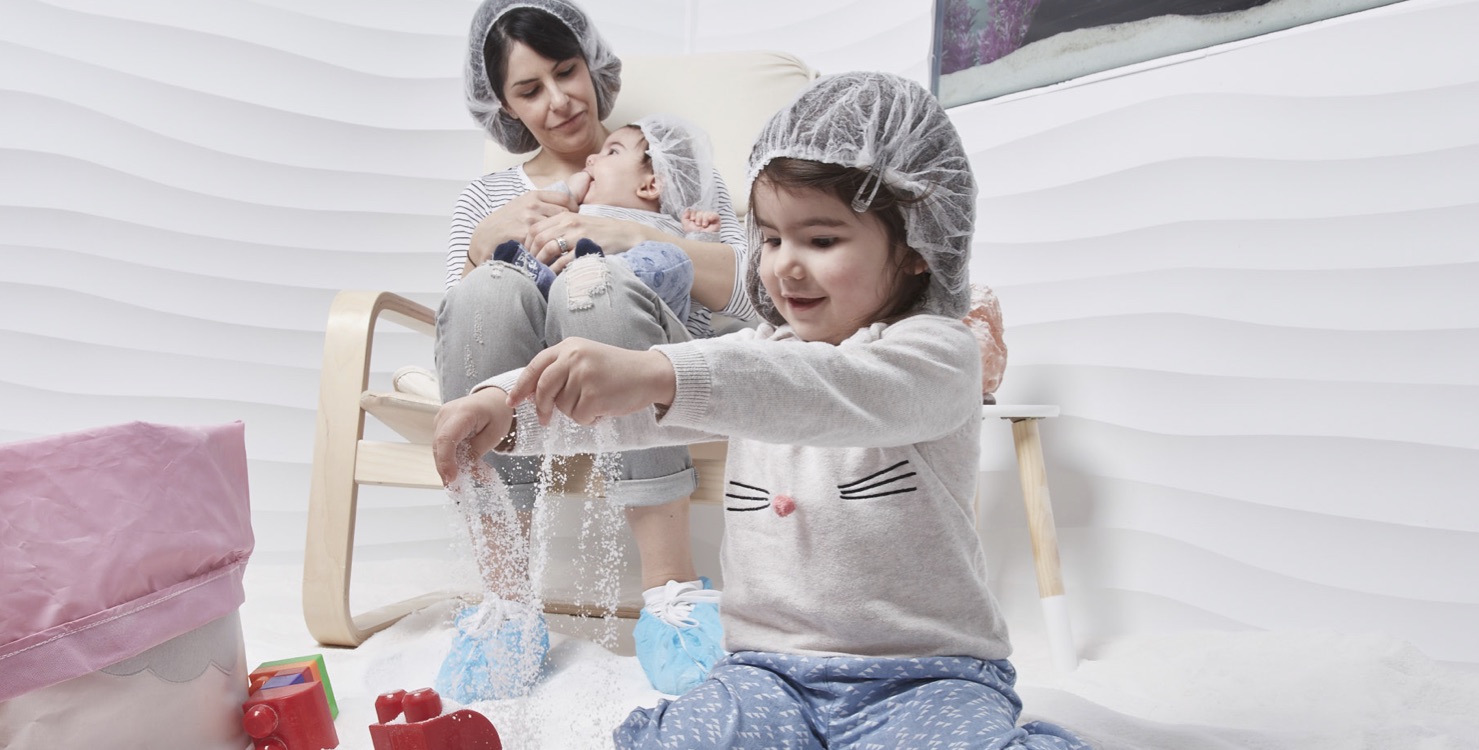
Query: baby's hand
682 208 721 234
566 171 592 205
431 388 515 485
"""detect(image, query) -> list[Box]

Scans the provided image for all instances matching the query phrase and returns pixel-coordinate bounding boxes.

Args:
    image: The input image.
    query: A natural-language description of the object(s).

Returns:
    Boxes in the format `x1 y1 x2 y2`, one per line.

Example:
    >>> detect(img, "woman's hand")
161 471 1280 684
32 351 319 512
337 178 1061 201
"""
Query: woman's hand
467 189 578 268
508 338 677 426
432 388 516 485
525 212 656 266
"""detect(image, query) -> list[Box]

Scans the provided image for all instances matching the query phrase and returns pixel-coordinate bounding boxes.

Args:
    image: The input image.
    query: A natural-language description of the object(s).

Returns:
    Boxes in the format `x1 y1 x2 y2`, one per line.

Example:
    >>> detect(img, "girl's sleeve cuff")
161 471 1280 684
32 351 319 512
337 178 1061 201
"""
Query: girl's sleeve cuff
474 370 547 453
652 343 712 427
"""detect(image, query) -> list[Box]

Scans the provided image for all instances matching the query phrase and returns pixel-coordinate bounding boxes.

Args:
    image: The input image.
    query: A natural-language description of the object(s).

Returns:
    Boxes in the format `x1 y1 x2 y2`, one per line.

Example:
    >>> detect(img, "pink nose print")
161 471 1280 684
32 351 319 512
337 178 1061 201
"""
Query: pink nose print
773 494 796 517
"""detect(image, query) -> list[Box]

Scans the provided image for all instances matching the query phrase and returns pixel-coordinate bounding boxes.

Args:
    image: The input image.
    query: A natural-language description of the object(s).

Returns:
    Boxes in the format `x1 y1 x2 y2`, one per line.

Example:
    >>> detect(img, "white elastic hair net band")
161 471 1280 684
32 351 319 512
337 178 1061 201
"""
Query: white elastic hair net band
633 114 719 219
744 71 978 325
464 0 622 154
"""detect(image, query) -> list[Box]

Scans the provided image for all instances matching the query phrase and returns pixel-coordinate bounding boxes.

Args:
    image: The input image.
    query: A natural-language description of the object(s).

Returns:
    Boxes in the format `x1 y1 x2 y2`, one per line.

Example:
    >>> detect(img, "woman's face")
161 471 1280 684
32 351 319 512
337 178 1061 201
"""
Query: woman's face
499 41 603 156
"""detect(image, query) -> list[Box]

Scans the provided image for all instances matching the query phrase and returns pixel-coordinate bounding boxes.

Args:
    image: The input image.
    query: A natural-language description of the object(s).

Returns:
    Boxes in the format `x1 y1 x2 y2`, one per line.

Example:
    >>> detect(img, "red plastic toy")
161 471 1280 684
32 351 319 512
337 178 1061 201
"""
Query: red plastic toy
368 688 502 750
243 662 340 750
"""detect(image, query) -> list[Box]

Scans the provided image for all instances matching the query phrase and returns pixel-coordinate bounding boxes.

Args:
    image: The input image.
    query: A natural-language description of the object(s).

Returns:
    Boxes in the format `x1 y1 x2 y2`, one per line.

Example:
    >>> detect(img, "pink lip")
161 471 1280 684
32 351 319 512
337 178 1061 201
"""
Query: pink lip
551 112 585 131
785 296 823 312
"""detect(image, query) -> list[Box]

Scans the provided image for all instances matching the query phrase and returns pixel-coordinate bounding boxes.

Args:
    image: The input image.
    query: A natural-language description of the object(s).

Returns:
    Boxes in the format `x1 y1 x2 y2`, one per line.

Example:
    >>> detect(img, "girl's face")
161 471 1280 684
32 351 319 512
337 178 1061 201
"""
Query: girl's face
500 41 603 156
754 181 925 345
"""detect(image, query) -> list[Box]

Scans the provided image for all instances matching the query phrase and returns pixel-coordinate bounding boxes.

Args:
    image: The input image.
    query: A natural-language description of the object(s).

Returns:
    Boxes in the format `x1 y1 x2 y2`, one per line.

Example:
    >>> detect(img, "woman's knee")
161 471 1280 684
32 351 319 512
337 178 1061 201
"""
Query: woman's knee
546 257 670 346
441 264 545 323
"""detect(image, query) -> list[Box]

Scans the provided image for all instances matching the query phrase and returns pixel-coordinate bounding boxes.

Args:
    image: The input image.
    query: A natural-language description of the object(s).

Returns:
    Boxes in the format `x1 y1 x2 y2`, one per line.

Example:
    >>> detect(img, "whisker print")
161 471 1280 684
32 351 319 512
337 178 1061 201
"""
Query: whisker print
838 460 917 499
837 487 916 500
843 472 918 494
837 460 910 489
726 479 772 512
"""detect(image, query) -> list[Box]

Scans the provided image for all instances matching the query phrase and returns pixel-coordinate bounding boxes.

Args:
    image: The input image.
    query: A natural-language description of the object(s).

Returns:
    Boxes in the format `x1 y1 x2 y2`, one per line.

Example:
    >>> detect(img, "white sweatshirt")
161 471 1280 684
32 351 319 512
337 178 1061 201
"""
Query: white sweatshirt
485 314 1012 662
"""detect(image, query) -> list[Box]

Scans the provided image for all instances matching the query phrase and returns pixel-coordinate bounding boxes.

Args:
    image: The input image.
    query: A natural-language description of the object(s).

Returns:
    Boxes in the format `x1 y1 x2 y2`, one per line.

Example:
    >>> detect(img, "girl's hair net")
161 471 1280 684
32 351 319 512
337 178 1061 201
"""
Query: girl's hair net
745 71 977 324
634 114 718 219
464 0 623 154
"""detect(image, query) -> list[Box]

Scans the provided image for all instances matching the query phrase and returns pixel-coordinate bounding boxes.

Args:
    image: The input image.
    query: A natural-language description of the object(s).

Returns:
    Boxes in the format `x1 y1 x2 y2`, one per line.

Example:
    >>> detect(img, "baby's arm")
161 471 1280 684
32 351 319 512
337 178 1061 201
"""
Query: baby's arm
682 208 722 235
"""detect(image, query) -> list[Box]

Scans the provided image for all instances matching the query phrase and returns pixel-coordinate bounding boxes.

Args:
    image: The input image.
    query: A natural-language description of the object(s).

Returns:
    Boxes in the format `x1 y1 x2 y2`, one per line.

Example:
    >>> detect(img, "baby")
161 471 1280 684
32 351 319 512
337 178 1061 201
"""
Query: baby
493 114 720 325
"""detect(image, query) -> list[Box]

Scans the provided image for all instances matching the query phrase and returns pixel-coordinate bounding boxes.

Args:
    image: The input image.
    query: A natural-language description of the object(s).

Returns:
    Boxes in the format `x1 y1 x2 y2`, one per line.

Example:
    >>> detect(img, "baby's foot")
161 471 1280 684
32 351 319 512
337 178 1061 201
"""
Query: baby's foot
493 240 555 297
574 238 605 259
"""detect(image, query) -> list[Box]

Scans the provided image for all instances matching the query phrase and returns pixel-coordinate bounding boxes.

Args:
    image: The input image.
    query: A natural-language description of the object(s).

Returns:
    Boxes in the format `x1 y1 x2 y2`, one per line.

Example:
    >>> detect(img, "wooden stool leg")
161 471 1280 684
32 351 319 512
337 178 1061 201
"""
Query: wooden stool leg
1010 417 1078 671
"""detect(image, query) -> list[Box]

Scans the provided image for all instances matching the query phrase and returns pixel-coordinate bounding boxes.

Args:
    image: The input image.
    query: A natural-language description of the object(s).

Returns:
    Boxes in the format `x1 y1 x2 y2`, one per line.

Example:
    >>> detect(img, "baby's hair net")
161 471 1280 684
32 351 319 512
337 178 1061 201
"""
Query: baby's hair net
464 0 623 154
745 71 977 325
634 114 718 219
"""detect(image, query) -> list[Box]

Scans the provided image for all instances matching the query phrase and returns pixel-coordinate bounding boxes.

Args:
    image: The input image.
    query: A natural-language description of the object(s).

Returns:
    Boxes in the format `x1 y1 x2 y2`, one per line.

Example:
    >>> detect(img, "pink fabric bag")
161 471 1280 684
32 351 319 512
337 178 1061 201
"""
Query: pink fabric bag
0 421 254 702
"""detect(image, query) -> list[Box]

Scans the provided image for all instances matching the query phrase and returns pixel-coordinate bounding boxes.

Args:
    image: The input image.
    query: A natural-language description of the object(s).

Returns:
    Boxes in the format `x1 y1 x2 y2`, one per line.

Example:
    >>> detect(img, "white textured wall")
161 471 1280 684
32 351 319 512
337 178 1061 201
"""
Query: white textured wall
2 0 1474 664
962 0 1479 666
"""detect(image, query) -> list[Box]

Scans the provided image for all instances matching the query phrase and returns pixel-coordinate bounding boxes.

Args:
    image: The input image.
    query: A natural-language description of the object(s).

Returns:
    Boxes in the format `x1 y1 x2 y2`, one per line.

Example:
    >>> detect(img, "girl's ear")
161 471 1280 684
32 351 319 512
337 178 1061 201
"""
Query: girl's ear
908 251 928 275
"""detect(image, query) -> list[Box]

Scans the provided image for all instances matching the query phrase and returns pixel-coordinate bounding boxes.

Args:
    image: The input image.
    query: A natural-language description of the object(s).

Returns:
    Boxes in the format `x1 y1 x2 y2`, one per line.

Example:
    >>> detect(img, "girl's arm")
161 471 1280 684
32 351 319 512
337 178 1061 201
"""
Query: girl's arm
657 316 983 448
431 341 721 484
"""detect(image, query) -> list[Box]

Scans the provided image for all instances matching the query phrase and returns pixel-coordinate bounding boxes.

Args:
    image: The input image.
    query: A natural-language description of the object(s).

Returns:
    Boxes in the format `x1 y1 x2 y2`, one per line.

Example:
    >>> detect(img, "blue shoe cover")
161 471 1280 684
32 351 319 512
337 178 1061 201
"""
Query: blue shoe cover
633 578 724 695
435 600 550 702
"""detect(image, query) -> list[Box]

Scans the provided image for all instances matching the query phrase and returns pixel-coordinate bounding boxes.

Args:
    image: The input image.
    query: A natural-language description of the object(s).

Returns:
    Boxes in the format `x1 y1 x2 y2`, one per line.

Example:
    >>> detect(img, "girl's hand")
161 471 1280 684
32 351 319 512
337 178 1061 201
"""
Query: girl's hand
525 212 653 267
508 338 677 426
432 388 515 485
468 190 578 267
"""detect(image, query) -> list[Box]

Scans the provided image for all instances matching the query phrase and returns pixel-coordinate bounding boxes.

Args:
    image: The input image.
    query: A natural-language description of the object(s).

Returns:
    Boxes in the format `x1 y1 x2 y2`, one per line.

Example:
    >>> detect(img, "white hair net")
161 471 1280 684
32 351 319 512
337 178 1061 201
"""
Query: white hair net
633 114 718 218
745 71 977 325
464 0 622 154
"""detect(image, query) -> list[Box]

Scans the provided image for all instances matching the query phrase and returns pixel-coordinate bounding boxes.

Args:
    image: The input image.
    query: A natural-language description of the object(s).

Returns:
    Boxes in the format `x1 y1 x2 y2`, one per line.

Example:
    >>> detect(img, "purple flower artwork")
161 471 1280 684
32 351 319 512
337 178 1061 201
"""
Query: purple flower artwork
939 0 1043 75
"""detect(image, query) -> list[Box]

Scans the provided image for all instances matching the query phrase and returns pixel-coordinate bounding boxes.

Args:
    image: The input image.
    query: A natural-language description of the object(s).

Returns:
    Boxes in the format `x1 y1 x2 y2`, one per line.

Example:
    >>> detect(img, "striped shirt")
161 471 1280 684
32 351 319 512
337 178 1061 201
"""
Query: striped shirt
445 165 756 338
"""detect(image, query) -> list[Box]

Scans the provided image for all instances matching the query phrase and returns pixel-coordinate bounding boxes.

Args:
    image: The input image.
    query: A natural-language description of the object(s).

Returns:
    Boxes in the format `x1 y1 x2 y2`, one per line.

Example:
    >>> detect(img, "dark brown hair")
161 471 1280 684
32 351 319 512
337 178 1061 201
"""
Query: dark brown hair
484 8 584 106
620 124 652 168
751 158 930 322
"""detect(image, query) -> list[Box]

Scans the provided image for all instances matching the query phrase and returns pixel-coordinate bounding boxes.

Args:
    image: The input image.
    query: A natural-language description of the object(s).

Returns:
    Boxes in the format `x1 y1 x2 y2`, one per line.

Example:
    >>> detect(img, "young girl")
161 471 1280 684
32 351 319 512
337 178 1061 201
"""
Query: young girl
433 72 1090 749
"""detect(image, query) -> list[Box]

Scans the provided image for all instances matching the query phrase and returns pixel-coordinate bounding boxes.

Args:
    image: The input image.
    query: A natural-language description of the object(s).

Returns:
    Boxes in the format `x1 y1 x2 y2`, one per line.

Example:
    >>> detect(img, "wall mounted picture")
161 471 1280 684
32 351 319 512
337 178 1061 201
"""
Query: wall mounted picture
933 0 1407 106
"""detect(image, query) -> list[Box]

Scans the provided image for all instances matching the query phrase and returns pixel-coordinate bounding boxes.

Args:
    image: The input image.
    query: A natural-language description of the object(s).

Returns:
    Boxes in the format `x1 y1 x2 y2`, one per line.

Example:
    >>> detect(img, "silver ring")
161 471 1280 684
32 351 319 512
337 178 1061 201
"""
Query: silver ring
557 237 570 254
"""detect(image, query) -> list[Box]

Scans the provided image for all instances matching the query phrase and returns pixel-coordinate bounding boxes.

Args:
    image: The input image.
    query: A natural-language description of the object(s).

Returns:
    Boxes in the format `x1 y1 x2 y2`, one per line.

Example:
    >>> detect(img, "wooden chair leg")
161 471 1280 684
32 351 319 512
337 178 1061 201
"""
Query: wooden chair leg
303 291 442 647
1010 417 1078 671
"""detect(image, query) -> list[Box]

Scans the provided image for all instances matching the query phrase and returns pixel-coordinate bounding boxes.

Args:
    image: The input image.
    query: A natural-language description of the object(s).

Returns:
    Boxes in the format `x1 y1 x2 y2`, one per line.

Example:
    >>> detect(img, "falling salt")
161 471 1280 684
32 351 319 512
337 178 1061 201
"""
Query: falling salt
443 415 633 749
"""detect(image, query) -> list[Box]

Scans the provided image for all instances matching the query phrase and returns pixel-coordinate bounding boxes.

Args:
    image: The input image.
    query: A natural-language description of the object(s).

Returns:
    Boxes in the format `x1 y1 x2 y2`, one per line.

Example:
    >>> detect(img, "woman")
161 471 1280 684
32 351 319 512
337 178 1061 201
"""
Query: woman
434 0 752 700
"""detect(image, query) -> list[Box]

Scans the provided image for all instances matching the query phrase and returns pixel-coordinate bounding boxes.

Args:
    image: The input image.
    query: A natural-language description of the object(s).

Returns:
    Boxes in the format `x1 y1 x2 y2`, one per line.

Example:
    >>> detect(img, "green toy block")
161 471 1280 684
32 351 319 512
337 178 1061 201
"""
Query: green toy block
254 654 337 719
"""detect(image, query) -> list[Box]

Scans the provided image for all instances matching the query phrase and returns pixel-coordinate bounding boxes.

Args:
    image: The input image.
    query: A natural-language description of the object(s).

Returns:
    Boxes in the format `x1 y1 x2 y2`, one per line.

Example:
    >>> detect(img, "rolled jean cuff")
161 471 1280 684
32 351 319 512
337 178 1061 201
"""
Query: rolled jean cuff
458 478 539 514
605 466 699 508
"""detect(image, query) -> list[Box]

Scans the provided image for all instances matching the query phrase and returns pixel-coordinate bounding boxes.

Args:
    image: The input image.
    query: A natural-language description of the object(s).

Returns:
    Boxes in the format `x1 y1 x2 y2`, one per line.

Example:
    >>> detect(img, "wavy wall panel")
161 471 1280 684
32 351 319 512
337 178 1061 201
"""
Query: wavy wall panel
3 0 1475 665
964 0 1479 665
0 0 484 587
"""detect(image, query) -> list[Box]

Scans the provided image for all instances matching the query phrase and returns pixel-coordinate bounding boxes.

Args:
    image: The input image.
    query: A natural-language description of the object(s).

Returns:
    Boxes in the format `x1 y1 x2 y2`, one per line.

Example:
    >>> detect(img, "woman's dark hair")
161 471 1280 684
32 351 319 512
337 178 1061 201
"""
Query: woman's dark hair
751 158 930 322
484 7 584 104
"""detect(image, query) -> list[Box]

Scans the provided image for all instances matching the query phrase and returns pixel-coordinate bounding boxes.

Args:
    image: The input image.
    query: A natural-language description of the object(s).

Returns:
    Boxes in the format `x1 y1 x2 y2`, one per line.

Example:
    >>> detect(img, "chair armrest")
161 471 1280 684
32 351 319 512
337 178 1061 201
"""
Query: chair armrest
304 290 437 647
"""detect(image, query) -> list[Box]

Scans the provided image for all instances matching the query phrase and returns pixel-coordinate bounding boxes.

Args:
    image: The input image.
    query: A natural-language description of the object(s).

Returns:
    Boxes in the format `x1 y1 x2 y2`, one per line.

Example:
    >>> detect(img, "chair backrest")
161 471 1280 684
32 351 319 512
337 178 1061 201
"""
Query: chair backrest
482 50 817 216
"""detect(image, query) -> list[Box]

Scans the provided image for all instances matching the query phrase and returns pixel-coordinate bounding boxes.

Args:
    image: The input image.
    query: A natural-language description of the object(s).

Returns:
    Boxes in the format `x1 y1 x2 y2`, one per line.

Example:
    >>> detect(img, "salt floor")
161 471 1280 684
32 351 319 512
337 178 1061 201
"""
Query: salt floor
241 550 1479 750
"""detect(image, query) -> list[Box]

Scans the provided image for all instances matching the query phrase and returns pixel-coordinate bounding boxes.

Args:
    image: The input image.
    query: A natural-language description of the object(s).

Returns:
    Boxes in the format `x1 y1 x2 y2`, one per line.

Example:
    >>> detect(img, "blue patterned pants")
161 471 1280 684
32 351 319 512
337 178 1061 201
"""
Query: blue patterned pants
614 651 1092 749
617 240 694 326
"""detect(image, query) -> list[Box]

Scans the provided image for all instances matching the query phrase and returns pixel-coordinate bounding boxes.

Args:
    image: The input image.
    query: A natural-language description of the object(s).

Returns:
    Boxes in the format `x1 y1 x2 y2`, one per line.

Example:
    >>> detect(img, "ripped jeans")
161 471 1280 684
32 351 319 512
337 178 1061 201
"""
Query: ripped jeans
435 252 698 511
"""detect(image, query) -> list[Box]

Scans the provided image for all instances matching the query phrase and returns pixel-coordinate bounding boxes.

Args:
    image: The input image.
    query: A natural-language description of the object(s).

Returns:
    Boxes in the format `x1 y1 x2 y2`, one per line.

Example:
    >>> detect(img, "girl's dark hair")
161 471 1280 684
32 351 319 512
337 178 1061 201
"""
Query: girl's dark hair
752 158 930 322
484 8 584 105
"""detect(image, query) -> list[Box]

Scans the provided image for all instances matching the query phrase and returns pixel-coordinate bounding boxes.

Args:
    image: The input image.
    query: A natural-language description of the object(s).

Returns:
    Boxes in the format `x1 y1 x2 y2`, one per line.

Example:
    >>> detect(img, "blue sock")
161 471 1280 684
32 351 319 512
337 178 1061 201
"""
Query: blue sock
493 240 554 297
